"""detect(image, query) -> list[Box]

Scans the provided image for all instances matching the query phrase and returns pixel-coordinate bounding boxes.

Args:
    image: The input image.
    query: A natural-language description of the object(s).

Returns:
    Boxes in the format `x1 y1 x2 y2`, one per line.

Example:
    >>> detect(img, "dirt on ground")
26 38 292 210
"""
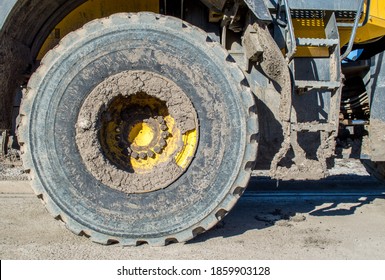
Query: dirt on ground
1 159 385 260
0 162 28 181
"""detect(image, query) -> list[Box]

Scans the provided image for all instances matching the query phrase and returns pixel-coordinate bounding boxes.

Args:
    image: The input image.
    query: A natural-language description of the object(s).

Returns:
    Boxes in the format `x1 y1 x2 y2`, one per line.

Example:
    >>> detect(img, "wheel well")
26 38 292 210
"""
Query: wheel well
0 0 218 129
0 0 85 129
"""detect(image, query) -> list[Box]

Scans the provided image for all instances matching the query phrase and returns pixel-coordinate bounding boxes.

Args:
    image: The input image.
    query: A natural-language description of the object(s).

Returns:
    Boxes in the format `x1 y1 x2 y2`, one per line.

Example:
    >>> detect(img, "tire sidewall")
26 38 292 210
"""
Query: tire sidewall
28 14 248 238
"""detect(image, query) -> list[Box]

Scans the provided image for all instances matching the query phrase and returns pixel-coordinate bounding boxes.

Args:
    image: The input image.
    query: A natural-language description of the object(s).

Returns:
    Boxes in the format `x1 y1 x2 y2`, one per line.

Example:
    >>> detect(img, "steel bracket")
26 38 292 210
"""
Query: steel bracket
243 0 272 22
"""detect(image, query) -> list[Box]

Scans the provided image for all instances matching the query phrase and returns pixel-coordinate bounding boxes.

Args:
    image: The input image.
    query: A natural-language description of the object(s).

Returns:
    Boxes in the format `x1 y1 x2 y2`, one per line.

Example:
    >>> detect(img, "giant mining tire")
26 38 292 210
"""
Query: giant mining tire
18 13 258 245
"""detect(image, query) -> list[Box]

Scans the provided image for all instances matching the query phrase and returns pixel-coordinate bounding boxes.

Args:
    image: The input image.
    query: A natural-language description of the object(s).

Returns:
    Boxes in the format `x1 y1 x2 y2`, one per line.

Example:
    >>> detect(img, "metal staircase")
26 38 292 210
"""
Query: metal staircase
271 0 364 180
290 10 342 137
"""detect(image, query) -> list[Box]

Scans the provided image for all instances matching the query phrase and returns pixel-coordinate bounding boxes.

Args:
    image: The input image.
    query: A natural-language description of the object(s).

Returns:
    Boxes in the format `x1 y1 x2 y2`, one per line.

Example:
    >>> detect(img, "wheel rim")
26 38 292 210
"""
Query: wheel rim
76 70 198 194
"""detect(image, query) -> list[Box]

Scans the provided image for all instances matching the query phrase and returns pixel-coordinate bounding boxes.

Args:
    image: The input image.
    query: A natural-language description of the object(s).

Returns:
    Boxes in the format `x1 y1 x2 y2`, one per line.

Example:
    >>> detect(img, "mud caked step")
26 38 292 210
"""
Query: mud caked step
296 38 339 48
291 122 336 132
295 80 341 91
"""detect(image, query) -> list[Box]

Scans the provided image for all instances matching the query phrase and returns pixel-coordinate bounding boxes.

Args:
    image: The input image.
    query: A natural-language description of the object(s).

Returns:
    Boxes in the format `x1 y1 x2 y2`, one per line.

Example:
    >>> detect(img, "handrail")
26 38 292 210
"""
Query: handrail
282 0 296 61
340 0 366 60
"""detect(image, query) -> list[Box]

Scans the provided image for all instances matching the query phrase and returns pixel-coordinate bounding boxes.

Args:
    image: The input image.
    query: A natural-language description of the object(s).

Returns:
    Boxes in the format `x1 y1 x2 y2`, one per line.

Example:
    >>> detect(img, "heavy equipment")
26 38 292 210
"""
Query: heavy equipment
0 0 385 245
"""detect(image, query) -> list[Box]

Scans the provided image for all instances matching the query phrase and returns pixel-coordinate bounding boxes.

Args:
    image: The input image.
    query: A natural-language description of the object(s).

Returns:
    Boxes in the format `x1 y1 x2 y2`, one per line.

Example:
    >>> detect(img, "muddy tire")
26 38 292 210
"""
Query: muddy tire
362 160 385 184
18 13 258 245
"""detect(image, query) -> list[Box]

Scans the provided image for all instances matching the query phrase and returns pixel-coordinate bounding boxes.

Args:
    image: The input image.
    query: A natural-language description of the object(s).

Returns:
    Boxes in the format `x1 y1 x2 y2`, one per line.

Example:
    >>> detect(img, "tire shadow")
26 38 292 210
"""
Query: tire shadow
187 174 385 244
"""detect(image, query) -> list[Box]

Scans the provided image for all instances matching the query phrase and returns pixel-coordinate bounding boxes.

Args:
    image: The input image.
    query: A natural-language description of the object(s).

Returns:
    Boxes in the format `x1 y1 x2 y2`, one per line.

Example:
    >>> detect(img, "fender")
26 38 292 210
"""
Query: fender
0 0 85 129
243 0 272 22
0 0 25 130
200 0 227 12
200 0 272 22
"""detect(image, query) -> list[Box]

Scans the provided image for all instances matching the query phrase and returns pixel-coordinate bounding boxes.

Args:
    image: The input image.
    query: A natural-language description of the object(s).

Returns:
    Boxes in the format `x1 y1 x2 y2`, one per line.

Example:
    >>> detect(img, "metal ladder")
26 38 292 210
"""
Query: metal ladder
271 0 364 180
288 8 342 135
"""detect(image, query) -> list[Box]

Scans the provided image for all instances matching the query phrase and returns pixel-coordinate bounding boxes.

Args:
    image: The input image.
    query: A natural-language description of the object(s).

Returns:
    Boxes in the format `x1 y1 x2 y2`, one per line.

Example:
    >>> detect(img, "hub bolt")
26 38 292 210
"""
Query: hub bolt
131 151 139 159
162 131 170 139
159 139 167 148
157 116 165 124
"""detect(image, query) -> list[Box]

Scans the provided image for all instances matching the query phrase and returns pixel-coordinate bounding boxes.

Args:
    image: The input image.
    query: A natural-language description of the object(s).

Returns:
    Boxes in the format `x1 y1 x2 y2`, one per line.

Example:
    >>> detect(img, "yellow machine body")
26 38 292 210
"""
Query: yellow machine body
39 0 385 59
293 0 385 57
38 0 159 59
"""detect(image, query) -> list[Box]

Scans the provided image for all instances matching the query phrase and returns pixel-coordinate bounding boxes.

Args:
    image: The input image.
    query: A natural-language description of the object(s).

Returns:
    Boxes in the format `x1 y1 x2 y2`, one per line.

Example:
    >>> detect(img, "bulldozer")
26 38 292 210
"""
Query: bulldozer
0 0 384 245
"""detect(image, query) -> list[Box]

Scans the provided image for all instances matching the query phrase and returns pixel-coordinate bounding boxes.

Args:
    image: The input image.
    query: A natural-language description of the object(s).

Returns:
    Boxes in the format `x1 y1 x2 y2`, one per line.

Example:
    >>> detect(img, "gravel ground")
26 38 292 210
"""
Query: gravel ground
0 160 28 181
1 159 385 260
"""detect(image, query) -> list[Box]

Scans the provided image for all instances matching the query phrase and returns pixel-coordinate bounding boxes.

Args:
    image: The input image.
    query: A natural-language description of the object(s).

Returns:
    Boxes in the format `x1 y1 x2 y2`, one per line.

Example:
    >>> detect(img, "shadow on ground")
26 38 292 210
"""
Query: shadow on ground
187 174 385 244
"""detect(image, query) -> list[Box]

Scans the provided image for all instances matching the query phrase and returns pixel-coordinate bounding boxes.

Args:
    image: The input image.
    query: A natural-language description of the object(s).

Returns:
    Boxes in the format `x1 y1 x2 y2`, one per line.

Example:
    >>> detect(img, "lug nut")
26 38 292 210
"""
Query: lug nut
154 146 161 154
139 152 147 159
147 150 155 158
159 139 167 148
157 116 165 124
160 124 168 131
131 152 139 159
162 131 170 139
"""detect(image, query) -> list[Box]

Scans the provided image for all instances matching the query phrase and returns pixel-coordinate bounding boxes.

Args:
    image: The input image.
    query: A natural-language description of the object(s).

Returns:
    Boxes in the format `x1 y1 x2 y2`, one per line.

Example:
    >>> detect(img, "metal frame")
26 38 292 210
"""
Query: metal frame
243 0 272 22
286 0 363 11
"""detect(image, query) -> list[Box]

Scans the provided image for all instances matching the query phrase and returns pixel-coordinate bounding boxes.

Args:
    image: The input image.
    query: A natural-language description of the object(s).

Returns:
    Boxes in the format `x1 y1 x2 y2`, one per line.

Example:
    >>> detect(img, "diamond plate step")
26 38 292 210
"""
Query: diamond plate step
296 38 339 47
295 80 341 90
291 122 336 132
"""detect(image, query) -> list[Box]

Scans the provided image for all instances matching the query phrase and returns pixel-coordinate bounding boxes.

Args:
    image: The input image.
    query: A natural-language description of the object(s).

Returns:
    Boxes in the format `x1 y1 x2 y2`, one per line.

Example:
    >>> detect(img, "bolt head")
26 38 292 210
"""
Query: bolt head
157 116 165 124
159 139 167 148
162 131 170 139
131 152 139 159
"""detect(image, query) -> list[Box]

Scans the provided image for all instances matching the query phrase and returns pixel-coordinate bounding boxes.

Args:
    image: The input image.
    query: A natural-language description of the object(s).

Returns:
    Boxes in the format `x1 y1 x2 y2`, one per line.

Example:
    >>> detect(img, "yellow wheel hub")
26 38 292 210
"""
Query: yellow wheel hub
129 123 154 147
100 93 197 174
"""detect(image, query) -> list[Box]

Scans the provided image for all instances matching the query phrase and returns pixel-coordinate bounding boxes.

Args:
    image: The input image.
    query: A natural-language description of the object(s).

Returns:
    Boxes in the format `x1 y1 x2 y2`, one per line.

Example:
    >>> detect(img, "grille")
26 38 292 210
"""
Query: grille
291 10 357 20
